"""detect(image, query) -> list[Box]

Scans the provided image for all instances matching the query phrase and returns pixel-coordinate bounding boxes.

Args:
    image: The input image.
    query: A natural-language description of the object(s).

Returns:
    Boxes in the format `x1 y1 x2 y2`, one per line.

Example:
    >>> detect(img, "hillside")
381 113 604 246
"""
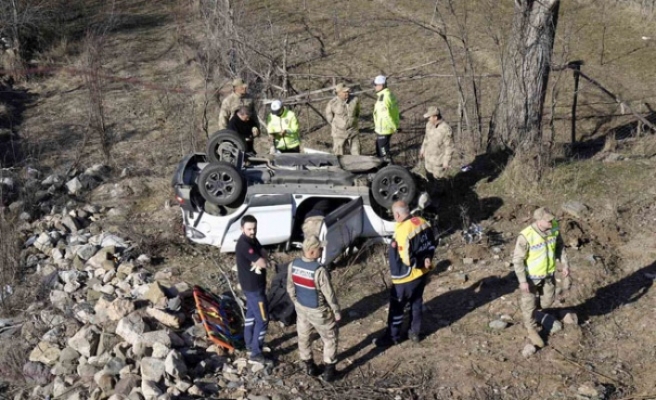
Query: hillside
1 0 656 399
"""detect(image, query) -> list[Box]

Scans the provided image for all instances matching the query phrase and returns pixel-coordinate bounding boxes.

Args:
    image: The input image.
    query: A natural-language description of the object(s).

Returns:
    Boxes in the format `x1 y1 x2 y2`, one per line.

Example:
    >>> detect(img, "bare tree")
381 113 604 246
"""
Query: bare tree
80 1 116 164
488 0 560 179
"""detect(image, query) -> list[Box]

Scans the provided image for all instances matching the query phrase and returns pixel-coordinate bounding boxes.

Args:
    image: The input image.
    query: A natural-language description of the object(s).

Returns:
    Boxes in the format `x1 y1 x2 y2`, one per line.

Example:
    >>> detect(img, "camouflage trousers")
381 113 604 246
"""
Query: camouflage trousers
296 303 338 364
520 276 556 330
302 216 324 239
332 132 361 156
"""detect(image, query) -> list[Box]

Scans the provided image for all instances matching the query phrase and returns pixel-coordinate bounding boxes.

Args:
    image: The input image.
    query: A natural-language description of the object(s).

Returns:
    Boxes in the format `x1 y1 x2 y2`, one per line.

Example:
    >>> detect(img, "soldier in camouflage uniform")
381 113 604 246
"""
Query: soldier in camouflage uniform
420 106 454 179
218 78 259 132
325 83 361 155
287 235 341 382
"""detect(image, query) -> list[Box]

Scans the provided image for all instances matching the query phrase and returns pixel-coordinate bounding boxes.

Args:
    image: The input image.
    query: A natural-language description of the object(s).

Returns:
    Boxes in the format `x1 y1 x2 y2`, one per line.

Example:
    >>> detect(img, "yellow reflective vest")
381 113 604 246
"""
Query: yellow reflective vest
520 221 559 279
373 88 400 135
266 109 300 150
390 216 435 284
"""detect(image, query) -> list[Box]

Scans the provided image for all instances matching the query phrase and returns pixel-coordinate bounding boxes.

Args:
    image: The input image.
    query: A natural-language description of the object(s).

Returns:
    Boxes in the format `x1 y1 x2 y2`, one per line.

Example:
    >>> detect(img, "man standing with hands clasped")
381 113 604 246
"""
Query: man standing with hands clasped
420 106 454 180
513 207 571 348
325 83 361 155
372 75 399 162
235 215 272 365
287 235 341 382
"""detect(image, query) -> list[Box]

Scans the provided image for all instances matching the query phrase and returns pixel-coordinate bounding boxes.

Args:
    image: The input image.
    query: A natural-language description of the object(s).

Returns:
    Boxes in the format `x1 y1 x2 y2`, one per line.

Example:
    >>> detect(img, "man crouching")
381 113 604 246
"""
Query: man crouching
287 235 341 382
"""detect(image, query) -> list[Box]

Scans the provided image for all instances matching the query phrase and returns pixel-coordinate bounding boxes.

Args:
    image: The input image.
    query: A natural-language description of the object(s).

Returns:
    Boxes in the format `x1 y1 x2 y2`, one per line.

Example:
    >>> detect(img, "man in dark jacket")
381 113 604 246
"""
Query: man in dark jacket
228 106 259 154
235 215 271 364
374 201 436 347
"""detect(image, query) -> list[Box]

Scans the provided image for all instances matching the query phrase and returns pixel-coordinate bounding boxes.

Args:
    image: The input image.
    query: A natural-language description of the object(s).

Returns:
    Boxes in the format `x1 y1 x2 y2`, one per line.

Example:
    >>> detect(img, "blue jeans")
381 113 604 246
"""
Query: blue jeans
387 276 427 341
244 290 269 357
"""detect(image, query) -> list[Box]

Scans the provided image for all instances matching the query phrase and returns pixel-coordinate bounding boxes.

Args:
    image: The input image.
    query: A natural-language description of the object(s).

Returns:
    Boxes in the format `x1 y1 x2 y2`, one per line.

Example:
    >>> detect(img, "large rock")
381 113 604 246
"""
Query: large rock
117 262 136 276
151 342 170 359
116 313 148 346
164 350 187 379
146 307 183 329
94 370 115 393
40 310 65 327
51 361 76 376
66 177 84 195
93 296 113 324
77 363 99 380
99 233 128 248
23 361 52 385
58 270 81 285
143 283 167 306
76 244 98 261
108 299 135 321
103 357 127 375
115 374 140 397
52 376 67 397
29 341 61 366
68 234 88 246
49 290 73 312
67 326 100 358
61 215 79 233
139 330 174 348
141 380 164 399
58 347 80 363
140 357 166 382
34 232 53 252
561 201 589 219
86 246 116 270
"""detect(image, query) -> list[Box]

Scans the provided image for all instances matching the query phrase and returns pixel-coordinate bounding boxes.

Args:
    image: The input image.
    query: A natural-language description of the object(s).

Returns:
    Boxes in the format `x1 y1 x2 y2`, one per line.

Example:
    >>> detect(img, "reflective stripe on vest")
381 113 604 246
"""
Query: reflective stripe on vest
520 221 559 279
391 216 433 284
267 110 300 150
291 260 320 309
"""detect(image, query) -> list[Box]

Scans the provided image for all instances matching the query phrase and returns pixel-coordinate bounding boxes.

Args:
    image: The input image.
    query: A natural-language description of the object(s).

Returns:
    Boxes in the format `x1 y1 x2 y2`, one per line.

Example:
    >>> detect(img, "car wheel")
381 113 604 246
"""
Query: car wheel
371 165 417 209
198 162 245 207
207 129 246 165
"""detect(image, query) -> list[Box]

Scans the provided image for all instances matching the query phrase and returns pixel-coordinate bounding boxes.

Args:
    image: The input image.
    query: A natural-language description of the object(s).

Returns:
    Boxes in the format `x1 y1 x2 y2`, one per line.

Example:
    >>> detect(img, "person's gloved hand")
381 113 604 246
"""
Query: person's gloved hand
252 127 260 137
250 263 263 275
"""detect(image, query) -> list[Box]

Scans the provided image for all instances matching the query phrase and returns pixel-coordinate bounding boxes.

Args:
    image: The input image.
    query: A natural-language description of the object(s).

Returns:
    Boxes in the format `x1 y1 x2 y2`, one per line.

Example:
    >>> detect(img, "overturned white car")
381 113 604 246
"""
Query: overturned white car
172 130 422 264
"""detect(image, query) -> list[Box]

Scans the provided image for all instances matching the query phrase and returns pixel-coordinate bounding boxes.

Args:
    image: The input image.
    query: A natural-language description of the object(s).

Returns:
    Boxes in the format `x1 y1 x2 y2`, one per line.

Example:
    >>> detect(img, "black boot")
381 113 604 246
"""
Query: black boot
304 360 319 377
321 363 337 382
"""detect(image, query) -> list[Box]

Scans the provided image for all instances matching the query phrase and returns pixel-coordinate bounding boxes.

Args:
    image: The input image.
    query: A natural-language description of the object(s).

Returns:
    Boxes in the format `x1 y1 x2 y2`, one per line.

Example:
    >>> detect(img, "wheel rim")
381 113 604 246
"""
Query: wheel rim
377 174 410 202
204 170 236 200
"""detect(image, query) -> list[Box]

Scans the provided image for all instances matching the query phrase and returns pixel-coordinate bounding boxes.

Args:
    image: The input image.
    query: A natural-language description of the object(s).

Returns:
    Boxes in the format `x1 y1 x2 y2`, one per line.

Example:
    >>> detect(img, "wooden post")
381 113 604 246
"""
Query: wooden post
457 101 463 143
569 61 583 147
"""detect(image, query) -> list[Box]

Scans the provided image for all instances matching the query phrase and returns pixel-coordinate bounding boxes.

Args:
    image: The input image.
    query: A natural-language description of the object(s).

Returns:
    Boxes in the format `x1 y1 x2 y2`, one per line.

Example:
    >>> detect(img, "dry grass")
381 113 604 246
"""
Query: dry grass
0 216 21 316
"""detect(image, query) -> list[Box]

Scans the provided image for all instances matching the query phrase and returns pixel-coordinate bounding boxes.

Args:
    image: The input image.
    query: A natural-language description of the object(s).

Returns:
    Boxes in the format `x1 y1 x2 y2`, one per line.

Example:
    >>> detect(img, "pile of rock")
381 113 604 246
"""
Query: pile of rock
2 165 284 400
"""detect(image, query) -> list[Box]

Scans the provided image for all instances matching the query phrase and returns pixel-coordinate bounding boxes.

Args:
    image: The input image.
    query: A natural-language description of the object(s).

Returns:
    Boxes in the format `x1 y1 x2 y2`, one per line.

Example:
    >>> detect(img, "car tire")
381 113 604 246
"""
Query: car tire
371 165 417 209
207 129 247 164
198 162 245 207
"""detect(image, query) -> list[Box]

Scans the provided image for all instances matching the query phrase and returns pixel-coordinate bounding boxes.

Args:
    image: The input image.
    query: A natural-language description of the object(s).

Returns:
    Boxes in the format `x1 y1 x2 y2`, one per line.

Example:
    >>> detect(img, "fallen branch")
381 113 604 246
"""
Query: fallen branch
551 347 625 386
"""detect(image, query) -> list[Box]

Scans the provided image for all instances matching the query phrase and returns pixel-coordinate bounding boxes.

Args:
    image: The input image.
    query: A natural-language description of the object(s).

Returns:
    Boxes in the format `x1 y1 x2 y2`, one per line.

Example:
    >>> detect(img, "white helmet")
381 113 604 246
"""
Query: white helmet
374 75 387 85
271 100 283 112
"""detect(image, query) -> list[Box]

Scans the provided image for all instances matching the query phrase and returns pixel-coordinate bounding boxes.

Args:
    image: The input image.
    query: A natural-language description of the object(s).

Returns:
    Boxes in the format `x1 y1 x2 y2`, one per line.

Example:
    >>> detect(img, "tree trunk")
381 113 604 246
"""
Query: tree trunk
489 0 560 158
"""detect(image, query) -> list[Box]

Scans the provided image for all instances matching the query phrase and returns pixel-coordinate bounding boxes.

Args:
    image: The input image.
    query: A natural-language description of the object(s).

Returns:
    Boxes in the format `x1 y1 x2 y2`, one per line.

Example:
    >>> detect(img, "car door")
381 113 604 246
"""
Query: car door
319 197 364 265
220 194 293 251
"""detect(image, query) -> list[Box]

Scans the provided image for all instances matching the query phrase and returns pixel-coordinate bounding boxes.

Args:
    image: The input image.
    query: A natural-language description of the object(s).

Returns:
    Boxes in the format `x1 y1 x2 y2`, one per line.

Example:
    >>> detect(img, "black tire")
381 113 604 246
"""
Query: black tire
198 162 245 207
371 165 417 209
207 129 247 164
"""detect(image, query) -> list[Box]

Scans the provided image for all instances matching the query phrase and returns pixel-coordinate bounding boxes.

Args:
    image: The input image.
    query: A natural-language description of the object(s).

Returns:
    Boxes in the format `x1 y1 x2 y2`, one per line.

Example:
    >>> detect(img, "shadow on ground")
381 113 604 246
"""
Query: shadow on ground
573 260 656 321
338 271 517 379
